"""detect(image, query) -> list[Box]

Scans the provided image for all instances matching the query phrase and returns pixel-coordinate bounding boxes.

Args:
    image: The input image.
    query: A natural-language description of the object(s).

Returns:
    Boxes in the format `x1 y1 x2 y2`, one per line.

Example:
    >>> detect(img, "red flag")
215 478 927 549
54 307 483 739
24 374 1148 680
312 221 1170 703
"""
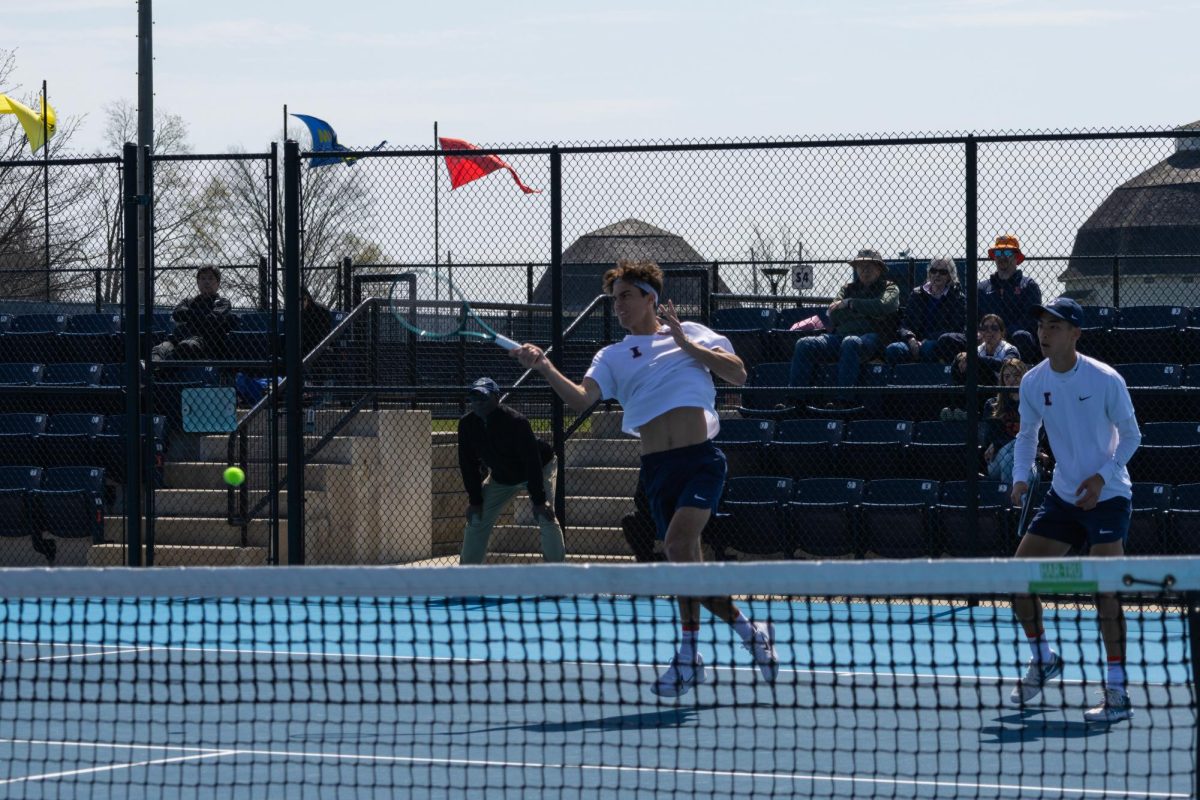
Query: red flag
439 137 541 194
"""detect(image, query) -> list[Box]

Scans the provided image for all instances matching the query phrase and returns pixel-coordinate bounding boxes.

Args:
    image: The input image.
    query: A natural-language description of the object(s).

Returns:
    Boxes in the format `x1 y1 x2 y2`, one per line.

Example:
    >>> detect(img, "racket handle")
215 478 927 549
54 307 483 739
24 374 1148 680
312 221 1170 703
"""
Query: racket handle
493 334 520 351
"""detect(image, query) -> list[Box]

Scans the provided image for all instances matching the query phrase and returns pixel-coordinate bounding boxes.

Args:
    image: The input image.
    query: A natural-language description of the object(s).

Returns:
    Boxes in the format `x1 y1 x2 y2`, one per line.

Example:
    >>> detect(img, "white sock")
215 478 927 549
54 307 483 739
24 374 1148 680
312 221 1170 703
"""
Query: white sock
1106 659 1127 693
677 628 699 664
1027 633 1054 664
732 611 755 642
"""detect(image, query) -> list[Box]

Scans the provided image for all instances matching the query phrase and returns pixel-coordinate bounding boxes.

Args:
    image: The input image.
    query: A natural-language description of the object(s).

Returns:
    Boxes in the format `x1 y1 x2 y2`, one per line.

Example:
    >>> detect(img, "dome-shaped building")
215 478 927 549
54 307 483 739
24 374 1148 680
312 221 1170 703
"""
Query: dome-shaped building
1065 122 1200 306
532 218 730 312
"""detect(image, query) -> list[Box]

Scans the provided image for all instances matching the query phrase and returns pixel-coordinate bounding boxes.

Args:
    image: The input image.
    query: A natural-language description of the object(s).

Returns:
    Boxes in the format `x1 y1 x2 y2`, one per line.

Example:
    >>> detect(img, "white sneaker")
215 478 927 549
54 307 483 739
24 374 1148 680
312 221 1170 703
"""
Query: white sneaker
650 653 707 697
1009 651 1064 705
1083 688 1134 724
743 621 779 682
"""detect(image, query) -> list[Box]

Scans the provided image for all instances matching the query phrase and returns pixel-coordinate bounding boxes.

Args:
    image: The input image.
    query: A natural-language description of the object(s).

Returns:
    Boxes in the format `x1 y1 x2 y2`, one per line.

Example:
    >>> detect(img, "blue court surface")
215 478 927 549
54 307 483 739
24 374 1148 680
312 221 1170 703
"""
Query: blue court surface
0 593 1194 799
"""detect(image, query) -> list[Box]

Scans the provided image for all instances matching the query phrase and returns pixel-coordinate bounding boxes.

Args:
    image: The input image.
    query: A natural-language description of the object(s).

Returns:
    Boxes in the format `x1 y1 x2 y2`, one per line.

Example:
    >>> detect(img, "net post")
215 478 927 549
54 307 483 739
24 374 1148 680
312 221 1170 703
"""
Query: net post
1188 591 1200 800
549 147 567 529
283 139 305 564
140 145 157 565
122 142 143 567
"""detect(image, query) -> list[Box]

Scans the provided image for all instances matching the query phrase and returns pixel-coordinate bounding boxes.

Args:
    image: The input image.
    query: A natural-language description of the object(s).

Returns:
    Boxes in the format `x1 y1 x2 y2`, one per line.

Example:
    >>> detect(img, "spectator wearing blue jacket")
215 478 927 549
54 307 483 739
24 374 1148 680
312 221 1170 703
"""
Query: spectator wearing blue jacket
885 257 967 365
978 234 1041 363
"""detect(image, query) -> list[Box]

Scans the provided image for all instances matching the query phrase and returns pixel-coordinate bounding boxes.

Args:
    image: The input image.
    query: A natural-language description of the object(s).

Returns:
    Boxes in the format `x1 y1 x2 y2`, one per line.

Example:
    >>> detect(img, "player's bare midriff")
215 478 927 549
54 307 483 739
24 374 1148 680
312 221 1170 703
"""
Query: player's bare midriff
637 406 709 455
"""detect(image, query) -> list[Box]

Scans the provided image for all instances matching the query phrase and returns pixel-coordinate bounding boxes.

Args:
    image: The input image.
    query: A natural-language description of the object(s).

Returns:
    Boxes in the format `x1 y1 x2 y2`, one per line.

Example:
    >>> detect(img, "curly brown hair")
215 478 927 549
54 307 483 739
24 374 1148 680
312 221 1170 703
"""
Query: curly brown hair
602 259 663 298
993 357 1028 417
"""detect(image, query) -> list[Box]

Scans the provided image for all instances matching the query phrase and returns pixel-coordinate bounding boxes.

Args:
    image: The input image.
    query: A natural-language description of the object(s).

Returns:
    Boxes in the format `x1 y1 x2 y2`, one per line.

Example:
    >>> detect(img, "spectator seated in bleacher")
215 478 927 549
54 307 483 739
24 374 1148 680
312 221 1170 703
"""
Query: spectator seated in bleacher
978 234 1041 364
982 357 1029 483
884 257 966 366
951 313 1020 383
788 248 899 410
151 266 235 361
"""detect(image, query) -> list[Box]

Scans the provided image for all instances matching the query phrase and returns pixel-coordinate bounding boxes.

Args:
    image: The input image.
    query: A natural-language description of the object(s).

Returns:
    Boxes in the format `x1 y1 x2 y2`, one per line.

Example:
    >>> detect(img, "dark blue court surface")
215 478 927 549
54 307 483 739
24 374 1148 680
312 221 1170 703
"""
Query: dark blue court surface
0 594 1194 798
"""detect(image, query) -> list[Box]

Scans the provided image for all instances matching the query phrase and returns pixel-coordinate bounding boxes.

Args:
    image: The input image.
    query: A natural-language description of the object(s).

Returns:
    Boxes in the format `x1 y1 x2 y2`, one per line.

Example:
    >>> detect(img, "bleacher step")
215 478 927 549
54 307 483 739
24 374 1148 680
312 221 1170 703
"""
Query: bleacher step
104 516 276 548
88 543 269 567
198 434 358 464
566 466 640 496
165 462 340 490
491 524 631 558
565 438 640 468
513 495 635 527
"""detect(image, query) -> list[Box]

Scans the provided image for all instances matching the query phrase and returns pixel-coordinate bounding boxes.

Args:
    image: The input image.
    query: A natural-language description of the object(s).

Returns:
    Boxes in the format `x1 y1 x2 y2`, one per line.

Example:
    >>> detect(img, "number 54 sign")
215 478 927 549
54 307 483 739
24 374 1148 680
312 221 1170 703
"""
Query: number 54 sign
791 263 813 291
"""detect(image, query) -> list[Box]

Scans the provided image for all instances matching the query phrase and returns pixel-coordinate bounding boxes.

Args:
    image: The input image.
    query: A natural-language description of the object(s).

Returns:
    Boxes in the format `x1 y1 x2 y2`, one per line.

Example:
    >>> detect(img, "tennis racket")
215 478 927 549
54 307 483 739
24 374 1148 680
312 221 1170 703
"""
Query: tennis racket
387 268 519 350
1016 467 1042 538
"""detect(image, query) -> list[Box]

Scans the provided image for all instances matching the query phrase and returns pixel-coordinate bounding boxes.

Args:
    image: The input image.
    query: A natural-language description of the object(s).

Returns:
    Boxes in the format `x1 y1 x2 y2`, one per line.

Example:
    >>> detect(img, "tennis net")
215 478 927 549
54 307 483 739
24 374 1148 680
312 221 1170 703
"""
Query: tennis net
1 558 1196 799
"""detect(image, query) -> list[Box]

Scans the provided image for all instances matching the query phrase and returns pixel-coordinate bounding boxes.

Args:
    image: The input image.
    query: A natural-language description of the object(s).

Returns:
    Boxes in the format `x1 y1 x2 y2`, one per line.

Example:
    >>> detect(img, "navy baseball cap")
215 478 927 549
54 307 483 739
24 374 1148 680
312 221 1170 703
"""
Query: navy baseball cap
1033 297 1084 327
468 377 501 396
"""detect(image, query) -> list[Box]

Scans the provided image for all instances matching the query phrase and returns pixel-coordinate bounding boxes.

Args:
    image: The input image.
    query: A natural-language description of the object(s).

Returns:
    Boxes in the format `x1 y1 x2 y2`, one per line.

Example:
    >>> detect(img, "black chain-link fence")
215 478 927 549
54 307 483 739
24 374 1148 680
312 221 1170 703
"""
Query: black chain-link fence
1 128 1199 566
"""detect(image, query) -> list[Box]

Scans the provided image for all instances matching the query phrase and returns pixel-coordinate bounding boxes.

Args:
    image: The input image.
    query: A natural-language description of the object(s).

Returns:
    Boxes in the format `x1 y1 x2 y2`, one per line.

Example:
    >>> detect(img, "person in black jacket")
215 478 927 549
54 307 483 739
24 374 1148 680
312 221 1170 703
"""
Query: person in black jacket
978 235 1042 363
884 257 967 365
300 287 333 356
457 377 566 564
152 266 234 361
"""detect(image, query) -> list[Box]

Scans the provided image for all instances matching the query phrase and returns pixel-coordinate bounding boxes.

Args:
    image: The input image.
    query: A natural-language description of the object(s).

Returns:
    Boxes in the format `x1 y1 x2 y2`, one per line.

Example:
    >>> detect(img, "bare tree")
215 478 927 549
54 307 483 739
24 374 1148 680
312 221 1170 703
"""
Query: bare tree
0 48 94 303
749 222 804 265
202 145 383 307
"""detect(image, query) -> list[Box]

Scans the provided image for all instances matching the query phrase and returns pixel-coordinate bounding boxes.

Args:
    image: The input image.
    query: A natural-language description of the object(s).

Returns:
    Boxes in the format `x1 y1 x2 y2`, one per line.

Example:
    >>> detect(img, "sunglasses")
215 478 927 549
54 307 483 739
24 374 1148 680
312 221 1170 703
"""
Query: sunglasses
993 249 1016 258
928 268 950 276
978 324 1002 332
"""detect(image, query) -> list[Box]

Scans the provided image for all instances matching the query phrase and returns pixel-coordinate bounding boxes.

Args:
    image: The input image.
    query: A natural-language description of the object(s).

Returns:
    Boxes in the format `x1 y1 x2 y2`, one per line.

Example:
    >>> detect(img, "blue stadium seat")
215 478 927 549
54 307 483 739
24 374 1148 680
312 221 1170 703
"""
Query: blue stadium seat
59 313 122 364
860 479 939 558
714 418 774 476
1126 483 1171 556
0 363 43 386
0 314 66 363
1168 483 1200 555
1115 364 1184 423
908 420 980 482
768 418 842 479
0 465 41 539
39 362 101 386
1182 310 1200 365
938 480 1013 557
735 362 795 419
236 311 276 332
706 476 793 558
1113 306 1188 364
769 307 830 362
1127 422 1200 486
836 419 912 480
30 466 106 543
889 362 954 420
37 413 104 468
787 477 863 557
1078 306 1119 363
0 414 48 466
0 313 11 333
713 308 775 370
857 362 891 415
1184 364 1200 418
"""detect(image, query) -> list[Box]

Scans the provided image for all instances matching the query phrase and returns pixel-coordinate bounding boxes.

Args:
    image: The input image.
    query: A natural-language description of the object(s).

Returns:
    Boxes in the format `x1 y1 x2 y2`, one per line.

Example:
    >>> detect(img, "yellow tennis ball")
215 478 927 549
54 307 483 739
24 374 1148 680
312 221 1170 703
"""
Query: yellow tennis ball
223 466 246 486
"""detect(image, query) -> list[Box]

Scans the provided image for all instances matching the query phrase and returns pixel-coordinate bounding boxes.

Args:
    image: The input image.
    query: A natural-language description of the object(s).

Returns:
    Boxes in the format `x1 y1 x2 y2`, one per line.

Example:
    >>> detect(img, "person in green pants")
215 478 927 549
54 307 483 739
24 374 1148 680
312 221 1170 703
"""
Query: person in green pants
457 377 566 564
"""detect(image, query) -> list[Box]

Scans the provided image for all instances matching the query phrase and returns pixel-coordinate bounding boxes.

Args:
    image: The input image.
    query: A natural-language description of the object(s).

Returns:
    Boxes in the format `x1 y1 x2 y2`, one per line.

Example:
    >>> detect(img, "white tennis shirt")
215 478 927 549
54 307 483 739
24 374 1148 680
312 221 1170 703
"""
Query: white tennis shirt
1013 354 1141 502
584 322 733 438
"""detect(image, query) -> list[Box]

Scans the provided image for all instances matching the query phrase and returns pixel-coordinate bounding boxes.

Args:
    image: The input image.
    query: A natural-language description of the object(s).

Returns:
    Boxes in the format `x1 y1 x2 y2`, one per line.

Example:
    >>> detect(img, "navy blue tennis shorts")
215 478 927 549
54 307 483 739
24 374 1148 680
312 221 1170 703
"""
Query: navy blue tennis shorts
1026 488 1132 549
638 440 727 540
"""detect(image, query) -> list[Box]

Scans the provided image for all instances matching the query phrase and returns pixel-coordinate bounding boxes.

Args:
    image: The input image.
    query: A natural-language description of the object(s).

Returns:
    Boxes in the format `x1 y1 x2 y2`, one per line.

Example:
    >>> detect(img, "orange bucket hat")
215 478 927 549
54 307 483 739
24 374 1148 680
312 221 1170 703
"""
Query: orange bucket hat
987 234 1025 265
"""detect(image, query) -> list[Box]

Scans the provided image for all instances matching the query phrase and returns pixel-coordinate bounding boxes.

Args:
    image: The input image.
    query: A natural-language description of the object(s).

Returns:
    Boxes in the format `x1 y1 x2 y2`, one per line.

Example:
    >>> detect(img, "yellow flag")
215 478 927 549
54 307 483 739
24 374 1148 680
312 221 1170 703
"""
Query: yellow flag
0 93 58 154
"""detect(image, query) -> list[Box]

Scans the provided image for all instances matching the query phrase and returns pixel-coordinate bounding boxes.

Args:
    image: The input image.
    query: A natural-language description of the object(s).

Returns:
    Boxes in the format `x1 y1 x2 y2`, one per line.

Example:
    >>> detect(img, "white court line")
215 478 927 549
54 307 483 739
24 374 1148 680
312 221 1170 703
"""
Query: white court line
0 638 1182 688
0 740 234 786
0 737 1186 798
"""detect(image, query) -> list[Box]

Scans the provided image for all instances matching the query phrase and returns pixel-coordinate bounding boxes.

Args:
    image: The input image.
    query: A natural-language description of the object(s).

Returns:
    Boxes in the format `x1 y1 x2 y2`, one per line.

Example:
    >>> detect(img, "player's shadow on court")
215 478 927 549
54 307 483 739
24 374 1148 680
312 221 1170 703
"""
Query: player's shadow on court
459 704 719 737
980 709 1113 743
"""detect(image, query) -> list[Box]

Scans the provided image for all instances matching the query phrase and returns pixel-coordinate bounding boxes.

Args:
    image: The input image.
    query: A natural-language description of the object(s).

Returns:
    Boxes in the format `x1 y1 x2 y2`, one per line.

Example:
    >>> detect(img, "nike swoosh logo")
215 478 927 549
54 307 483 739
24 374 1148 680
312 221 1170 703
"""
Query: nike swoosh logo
693 495 707 502
1078 395 1092 401
1099 529 1113 534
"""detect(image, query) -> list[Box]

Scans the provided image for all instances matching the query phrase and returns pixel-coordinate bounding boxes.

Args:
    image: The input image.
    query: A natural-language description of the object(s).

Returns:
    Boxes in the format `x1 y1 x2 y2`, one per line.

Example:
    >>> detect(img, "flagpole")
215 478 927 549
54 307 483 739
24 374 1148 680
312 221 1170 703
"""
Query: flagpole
42 80 50 301
283 104 288 142
433 120 439 302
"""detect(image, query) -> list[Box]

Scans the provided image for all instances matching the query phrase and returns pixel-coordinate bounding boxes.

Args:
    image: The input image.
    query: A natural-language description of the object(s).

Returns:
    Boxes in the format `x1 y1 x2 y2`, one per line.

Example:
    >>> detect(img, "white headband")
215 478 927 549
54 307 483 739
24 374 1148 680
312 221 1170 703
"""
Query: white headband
630 280 659 306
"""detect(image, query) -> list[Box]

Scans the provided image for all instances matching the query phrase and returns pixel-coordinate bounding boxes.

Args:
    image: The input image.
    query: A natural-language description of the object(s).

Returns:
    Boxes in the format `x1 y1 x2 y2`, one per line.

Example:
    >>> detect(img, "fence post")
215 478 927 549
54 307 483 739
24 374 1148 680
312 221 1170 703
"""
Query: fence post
140 146 156 565
268 142 282 561
283 139 305 564
341 257 353 310
964 135 980 553
257 255 269 310
549 147 567 530
94 269 102 312
1112 254 1120 309
122 143 143 567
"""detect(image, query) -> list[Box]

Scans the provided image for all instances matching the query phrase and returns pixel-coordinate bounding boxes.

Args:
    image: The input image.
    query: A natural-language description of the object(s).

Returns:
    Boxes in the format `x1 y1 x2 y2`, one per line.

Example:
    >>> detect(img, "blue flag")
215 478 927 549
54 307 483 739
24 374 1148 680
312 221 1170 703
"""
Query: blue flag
291 113 386 168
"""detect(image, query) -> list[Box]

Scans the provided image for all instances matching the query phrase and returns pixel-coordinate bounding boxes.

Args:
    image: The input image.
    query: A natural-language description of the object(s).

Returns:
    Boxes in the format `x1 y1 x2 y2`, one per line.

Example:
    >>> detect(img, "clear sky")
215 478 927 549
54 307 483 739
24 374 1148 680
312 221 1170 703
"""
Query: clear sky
5 0 1198 154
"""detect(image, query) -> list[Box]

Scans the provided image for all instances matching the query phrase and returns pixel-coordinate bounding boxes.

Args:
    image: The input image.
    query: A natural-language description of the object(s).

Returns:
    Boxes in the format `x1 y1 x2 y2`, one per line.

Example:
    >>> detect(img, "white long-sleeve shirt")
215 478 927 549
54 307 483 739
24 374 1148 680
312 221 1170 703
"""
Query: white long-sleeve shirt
1013 354 1141 502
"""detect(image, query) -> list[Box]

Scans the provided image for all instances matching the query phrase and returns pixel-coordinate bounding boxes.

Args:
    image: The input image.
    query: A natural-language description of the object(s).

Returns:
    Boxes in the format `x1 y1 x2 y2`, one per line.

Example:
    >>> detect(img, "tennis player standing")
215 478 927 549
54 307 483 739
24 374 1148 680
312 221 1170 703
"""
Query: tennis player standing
1008 297 1142 723
512 259 779 697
